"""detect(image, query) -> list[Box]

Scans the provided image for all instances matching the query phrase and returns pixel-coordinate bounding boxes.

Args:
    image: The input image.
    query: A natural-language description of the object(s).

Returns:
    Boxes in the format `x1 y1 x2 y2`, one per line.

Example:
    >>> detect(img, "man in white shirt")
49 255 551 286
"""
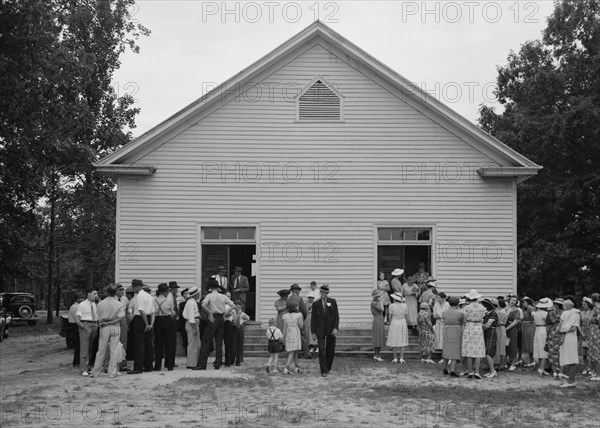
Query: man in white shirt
210 265 228 292
128 279 155 374
68 293 84 367
75 289 99 376
183 287 201 368
194 279 235 370
90 284 125 378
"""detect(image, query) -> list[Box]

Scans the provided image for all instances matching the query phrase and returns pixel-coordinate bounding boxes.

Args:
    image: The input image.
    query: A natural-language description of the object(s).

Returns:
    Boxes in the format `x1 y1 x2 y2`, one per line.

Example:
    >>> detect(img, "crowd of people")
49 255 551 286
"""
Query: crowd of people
68 265 252 378
371 266 600 388
67 261 599 387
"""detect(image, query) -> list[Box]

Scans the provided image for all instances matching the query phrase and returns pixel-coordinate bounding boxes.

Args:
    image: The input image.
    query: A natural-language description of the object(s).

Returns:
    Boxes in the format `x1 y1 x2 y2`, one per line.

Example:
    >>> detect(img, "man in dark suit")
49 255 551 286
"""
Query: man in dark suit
229 266 250 312
311 284 339 377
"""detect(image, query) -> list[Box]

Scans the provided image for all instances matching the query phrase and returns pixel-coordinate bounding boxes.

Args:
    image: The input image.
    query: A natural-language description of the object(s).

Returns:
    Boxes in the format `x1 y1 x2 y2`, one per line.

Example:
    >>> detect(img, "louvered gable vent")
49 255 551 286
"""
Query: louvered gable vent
298 80 341 120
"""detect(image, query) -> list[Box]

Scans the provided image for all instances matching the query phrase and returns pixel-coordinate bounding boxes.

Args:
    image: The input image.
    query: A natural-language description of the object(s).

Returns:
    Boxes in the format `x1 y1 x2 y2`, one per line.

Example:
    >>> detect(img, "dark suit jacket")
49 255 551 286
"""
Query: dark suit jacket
229 274 250 303
287 293 308 320
311 297 339 337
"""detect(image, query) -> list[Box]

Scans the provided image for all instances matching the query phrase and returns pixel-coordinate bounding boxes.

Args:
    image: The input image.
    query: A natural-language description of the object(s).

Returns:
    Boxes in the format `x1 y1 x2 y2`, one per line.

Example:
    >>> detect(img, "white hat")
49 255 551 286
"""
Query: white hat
391 292 404 302
391 268 404 276
536 297 553 309
465 289 482 300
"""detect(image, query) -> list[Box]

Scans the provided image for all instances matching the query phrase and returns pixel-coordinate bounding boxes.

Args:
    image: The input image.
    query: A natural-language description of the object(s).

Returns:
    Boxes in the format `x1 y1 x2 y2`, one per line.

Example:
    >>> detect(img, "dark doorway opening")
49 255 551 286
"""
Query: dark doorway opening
202 244 256 320
377 245 430 283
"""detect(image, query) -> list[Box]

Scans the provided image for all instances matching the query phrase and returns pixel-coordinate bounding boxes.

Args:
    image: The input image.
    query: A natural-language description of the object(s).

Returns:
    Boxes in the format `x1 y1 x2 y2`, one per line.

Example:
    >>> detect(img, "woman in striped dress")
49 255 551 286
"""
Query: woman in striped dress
545 298 564 378
494 300 508 370
505 295 522 371
481 298 498 378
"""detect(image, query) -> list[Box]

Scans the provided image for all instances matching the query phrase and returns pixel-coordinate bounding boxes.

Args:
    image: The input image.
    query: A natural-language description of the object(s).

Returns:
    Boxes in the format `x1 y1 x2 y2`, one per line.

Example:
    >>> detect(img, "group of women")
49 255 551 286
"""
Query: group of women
371 275 600 388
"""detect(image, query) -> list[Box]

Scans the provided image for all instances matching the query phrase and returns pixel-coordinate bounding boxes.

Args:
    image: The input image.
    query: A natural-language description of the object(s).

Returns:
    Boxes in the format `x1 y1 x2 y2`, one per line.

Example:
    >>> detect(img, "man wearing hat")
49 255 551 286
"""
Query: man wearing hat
182 287 201 368
288 284 311 358
211 265 228 291
229 266 250 312
115 284 130 370
128 279 155 374
90 284 125 378
195 279 236 370
178 288 190 355
154 283 177 371
311 285 340 377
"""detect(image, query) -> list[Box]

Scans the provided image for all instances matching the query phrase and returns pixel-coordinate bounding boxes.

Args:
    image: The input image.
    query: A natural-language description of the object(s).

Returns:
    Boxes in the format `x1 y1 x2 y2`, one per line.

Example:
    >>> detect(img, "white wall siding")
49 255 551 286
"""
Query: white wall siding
116 44 516 324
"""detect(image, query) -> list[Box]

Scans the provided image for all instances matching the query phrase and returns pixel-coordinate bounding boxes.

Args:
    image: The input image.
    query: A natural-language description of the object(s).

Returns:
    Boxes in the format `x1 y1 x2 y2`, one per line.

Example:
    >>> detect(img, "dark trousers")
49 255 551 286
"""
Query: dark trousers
133 315 154 372
71 322 80 366
126 320 135 360
224 320 235 365
154 317 176 369
235 325 245 365
317 335 336 374
197 315 224 369
178 319 188 355
200 319 213 353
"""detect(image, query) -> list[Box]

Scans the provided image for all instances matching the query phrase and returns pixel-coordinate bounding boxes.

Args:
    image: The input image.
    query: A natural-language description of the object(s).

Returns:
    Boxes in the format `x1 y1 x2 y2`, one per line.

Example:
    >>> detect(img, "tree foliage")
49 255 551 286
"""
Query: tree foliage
479 0 600 299
0 0 149 317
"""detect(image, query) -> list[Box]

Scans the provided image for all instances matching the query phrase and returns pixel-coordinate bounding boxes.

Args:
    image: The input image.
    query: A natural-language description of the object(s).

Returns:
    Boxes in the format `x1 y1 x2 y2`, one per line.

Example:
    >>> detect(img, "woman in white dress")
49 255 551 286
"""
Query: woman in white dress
386 292 409 363
533 297 552 375
433 292 450 356
558 299 581 388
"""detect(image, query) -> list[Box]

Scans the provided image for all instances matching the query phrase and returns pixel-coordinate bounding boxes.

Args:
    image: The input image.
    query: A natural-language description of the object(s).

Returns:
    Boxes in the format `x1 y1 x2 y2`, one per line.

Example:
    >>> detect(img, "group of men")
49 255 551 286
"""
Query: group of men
67 264 252 377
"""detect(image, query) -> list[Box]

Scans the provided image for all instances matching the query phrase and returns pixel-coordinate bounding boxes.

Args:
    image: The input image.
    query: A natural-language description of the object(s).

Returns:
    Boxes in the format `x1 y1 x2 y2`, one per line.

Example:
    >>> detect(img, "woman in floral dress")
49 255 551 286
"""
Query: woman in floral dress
545 298 564 378
588 293 600 381
282 302 303 374
461 290 486 379
376 271 391 323
580 297 594 375
505 295 522 371
417 303 435 363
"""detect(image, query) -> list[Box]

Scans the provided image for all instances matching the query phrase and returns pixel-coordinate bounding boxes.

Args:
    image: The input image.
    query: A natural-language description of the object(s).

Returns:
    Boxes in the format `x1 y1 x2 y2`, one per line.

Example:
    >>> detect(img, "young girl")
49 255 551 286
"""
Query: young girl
417 302 435 363
266 318 283 373
282 302 304 374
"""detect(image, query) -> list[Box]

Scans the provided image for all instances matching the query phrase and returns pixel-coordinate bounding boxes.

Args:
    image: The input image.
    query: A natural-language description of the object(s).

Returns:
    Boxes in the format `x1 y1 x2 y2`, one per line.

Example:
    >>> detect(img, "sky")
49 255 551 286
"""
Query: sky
113 1 557 137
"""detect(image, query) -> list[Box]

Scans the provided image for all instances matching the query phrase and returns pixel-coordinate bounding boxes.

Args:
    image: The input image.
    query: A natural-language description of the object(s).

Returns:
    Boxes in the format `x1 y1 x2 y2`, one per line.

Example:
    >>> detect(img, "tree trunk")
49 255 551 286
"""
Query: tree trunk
46 175 55 324
55 248 60 317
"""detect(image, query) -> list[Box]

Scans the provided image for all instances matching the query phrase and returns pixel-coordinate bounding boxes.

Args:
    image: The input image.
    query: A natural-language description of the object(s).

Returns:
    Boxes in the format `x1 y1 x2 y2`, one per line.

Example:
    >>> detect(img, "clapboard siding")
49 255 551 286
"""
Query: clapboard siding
116 44 516 324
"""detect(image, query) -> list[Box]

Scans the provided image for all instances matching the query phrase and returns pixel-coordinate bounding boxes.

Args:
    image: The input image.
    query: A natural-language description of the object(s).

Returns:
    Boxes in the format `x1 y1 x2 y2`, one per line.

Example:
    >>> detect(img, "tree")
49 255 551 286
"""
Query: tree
0 0 149 322
479 0 600 299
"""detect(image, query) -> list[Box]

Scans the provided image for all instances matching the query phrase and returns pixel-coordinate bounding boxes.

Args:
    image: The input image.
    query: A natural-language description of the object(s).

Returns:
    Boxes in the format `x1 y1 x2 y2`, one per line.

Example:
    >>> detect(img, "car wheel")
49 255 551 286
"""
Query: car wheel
19 305 34 319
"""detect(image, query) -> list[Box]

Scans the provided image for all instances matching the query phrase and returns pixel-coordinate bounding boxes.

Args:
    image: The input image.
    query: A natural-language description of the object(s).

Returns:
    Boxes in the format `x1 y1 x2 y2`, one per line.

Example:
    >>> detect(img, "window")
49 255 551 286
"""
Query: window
202 227 255 243
377 227 433 281
297 76 342 121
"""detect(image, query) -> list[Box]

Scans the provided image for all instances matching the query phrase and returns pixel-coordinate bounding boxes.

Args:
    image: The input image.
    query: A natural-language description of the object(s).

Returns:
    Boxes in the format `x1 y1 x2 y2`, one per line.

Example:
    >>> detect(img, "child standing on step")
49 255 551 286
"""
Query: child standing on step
266 318 283 373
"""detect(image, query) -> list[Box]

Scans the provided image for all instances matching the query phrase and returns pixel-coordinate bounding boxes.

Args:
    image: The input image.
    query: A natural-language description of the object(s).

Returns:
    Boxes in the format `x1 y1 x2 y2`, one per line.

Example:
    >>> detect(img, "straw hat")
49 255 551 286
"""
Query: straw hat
391 268 404 276
391 292 404 302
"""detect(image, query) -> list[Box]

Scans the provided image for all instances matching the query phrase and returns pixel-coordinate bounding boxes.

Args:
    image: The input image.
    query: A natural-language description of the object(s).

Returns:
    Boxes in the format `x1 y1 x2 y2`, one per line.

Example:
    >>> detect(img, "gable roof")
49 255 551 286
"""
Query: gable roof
95 21 541 181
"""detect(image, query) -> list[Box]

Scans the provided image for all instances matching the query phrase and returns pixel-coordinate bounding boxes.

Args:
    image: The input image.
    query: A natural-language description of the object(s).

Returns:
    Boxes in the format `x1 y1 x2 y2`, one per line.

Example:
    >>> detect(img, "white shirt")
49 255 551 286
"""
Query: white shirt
182 298 200 323
134 289 155 315
76 299 98 322
211 274 228 288
68 302 79 323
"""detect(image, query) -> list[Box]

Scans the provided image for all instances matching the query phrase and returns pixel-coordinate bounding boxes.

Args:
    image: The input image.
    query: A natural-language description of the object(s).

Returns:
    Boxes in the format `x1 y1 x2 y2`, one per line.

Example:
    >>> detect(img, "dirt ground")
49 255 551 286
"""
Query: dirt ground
1 315 599 428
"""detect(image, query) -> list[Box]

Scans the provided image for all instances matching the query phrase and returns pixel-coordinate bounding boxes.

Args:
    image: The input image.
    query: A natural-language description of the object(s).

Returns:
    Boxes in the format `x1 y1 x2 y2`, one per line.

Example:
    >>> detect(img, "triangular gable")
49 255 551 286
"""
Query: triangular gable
95 21 541 180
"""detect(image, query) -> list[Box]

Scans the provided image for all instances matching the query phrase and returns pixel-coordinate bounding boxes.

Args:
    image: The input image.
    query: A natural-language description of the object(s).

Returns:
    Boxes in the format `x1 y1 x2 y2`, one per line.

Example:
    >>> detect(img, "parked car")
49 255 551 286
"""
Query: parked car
0 306 11 342
59 314 76 348
0 292 38 325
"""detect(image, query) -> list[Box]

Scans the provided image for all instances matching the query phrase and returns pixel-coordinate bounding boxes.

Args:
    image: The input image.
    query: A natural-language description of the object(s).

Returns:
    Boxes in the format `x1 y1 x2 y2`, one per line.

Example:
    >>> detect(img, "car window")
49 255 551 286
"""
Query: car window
10 296 34 304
